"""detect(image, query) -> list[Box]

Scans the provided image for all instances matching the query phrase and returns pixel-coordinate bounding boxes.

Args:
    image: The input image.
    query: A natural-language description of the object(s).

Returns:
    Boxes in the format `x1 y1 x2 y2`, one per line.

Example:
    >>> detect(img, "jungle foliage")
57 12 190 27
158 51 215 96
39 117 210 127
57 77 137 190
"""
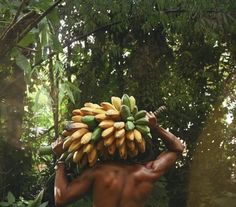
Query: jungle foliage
0 0 236 206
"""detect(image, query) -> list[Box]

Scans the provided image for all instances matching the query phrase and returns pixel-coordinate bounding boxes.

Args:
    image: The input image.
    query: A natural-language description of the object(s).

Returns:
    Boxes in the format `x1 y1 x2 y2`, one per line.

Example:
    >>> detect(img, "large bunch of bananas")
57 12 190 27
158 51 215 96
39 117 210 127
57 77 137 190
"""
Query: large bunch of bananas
60 94 152 167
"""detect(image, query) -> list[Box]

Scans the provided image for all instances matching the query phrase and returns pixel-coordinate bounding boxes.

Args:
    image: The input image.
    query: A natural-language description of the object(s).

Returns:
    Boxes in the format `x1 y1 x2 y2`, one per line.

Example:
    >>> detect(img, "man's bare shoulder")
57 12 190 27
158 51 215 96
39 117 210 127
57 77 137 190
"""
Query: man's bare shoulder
92 161 144 171
88 161 154 180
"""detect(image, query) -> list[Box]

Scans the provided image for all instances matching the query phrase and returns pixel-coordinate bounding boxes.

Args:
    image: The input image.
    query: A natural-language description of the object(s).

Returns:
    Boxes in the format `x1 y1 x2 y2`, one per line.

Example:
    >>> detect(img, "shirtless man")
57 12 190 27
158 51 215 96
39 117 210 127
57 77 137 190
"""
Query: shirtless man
52 112 185 207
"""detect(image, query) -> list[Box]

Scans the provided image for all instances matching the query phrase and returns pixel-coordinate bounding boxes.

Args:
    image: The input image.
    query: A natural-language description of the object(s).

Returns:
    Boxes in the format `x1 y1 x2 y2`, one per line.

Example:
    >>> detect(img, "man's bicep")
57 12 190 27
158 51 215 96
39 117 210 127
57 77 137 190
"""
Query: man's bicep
55 171 93 206
148 151 179 178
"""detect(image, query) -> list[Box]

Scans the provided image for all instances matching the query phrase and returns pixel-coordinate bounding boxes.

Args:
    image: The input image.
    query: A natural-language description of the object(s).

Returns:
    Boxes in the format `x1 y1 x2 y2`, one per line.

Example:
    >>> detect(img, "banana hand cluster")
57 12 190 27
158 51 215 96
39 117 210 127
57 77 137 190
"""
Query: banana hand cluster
60 94 152 167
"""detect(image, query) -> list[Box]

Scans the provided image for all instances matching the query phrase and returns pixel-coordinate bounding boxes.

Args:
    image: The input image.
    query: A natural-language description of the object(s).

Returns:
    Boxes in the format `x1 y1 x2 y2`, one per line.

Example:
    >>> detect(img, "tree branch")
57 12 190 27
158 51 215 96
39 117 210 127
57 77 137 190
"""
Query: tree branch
67 20 121 46
16 45 37 52
0 0 30 42
0 0 64 59
18 0 64 42
13 0 31 23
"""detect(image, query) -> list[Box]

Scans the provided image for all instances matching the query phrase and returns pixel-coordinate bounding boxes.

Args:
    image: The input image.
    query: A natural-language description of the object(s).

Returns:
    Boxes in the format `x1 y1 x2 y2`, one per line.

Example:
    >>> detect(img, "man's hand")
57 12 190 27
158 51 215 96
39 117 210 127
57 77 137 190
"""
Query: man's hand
146 111 158 129
51 137 64 157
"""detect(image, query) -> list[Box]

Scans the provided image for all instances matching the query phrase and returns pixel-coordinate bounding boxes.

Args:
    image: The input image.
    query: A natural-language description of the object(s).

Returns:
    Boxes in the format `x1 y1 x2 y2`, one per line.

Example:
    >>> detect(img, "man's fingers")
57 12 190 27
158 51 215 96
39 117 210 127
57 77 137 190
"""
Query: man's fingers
149 111 155 117
58 137 63 142
146 111 155 118
146 112 152 119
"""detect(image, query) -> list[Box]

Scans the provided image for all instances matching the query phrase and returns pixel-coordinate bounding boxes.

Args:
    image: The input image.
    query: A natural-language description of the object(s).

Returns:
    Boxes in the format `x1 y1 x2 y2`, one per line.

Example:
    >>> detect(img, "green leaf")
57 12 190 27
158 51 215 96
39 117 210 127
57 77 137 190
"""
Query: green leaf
39 201 48 207
47 10 60 29
58 83 65 105
31 0 54 11
7 192 15 204
54 60 63 77
0 201 10 206
51 35 63 52
18 32 36 47
28 189 44 207
15 54 31 81
66 84 75 104
64 81 81 104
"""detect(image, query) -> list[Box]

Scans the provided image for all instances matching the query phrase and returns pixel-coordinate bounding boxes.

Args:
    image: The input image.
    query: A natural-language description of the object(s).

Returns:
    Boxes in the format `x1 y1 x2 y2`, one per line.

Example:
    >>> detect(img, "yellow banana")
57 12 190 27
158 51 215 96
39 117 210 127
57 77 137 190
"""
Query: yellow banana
62 130 77 137
84 102 95 107
108 142 116 155
119 143 127 159
89 157 97 167
99 120 114 129
116 136 125 148
95 113 108 121
62 136 73 149
111 96 122 111
137 138 146 153
72 109 84 115
66 122 88 130
126 130 135 141
101 126 114 138
92 108 106 114
71 128 89 141
101 102 117 111
71 115 82 122
115 128 125 139
134 129 142 143
80 107 94 115
83 143 94 153
104 135 115 147
73 150 84 163
68 140 82 152
105 109 121 119
92 103 103 108
114 122 125 129
80 132 92 144
88 148 98 165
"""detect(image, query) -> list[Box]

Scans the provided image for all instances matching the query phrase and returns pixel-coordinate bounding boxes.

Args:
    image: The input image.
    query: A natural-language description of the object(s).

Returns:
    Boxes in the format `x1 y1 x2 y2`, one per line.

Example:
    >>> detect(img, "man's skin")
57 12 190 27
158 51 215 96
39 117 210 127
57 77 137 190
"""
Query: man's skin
53 112 185 207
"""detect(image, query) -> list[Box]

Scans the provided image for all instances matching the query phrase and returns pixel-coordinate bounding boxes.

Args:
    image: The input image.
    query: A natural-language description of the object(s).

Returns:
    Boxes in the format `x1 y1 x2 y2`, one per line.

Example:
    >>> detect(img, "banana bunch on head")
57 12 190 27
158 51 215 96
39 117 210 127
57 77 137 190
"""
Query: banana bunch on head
60 94 152 167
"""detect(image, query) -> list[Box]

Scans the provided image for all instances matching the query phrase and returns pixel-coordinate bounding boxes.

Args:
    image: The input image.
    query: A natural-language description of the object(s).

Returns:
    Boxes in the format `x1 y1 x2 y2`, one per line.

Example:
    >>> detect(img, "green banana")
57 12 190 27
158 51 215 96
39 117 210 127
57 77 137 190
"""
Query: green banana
135 125 150 134
120 105 131 121
127 116 134 121
129 96 136 112
132 105 138 116
135 117 149 125
121 94 131 109
134 110 147 120
91 127 102 142
125 121 135 131
81 115 98 129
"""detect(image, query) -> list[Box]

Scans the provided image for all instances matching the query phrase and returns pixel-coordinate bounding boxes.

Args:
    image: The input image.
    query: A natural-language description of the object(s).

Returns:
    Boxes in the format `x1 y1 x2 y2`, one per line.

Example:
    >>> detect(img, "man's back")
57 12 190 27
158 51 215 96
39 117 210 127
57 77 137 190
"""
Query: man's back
92 162 154 207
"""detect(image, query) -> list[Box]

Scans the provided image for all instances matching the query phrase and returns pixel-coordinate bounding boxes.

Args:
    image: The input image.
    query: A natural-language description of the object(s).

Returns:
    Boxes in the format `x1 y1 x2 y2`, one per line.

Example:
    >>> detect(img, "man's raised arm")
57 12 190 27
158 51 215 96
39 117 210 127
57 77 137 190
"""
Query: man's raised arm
52 139 94 207
145 112 185 179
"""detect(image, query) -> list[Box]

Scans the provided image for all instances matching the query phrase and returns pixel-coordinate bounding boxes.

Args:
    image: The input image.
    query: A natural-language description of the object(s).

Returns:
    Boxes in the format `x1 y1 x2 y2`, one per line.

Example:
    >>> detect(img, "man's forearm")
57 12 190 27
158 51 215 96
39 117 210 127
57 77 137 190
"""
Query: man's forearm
54 163 69 206
151 125 184 153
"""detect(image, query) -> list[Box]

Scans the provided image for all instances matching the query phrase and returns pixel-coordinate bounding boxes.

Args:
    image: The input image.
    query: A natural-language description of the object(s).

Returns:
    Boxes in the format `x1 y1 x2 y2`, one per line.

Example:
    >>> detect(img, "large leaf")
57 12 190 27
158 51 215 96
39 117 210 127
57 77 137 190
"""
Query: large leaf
39 201 48 207
0 202 10 206
18 29 38 47
51 35 63 52
15 53 31 76
7 192 15 205
28 189 44 207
